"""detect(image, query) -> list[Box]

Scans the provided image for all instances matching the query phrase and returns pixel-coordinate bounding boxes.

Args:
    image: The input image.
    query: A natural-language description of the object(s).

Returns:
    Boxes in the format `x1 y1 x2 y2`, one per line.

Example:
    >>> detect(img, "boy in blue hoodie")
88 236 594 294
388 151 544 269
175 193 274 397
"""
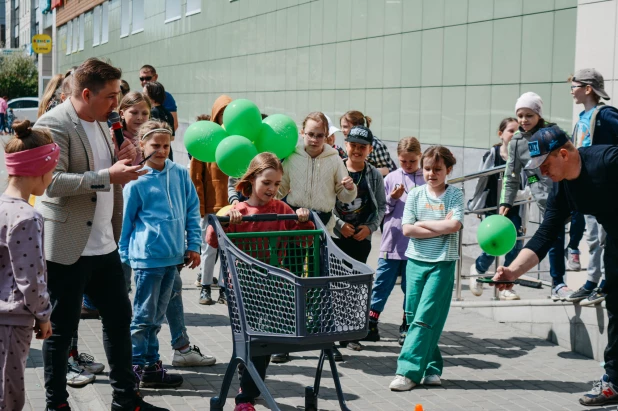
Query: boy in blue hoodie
119 121 202 388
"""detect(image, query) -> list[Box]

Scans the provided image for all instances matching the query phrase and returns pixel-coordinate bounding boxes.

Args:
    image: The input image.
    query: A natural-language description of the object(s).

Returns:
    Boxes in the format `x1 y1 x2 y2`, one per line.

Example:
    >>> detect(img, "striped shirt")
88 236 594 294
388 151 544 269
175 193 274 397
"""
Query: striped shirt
402 185 464 262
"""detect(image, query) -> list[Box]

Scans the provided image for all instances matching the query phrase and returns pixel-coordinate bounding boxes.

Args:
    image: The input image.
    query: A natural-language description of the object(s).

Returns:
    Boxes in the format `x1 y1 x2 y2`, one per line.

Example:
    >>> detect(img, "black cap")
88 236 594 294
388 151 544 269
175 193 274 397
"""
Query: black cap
525 125 570 169
346 126 374 145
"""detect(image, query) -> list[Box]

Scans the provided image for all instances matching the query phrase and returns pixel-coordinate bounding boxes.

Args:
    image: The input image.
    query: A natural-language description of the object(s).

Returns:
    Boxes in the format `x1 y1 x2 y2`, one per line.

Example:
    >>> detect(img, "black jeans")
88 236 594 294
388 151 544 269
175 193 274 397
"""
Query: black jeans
603 235 618 381
236 355 270 404
333 236 372 264
43 250 136 406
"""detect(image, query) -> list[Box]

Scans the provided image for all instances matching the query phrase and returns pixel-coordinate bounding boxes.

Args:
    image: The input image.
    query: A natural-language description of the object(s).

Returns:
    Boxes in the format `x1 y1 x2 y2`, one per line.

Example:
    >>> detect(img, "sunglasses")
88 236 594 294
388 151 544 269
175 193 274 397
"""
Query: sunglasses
139 76 153 82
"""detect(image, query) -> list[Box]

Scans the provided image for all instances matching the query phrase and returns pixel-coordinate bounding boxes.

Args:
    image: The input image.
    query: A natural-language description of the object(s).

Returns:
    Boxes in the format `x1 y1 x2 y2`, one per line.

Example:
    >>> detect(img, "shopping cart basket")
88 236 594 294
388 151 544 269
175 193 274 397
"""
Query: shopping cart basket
208 212 374 411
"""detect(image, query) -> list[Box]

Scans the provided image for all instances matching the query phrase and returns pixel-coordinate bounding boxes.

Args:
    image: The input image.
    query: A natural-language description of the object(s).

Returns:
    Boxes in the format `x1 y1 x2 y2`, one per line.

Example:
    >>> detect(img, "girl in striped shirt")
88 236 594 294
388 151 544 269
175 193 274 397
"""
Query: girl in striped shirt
389 145 464 392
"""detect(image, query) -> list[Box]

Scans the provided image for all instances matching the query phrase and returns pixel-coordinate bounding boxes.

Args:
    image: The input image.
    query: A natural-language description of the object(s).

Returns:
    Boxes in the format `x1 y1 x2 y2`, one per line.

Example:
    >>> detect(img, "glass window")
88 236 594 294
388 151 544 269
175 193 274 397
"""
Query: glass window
120 0 130 37
165 0 181 23
65 20 72 55
78 14 85 51
101 1 109 44
132 0 144 33
93 6 101 46
186 0 201 16
71 18 78 52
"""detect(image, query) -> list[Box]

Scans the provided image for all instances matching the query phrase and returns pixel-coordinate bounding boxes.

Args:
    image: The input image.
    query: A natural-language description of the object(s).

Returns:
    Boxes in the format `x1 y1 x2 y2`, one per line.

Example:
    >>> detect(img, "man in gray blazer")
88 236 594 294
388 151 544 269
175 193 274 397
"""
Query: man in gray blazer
34 58 164 411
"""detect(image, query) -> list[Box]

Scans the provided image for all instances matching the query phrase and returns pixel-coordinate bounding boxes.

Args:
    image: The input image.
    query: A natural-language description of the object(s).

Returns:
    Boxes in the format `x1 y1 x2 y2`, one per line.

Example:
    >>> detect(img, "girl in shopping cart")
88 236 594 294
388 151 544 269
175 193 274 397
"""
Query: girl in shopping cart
206 152 314 411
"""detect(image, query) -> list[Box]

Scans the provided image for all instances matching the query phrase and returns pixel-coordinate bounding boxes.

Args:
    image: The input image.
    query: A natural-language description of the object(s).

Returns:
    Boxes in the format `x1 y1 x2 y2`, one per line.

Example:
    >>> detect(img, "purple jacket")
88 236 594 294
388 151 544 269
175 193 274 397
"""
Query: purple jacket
380 168 425 260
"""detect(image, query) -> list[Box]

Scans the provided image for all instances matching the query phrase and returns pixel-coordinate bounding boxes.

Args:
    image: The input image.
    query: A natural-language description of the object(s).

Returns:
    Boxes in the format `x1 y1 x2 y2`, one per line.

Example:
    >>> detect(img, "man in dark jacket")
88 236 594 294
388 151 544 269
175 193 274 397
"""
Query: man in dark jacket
493 125 618 407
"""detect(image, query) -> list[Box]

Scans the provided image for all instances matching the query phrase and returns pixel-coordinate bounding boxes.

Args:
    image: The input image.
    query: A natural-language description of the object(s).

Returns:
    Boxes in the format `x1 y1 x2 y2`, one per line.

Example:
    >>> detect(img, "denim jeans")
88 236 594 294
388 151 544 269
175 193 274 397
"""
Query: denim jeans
548 226 566 287
568 212 586 253
476 214 524 274
166 270 190 350
585 214 606 283
131 266 176 366
370 258 407 313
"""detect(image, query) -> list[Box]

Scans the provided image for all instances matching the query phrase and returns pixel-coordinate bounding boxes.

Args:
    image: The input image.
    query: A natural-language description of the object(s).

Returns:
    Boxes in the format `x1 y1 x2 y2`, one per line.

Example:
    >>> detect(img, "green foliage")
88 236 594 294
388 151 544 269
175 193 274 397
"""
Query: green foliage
0 53 38 98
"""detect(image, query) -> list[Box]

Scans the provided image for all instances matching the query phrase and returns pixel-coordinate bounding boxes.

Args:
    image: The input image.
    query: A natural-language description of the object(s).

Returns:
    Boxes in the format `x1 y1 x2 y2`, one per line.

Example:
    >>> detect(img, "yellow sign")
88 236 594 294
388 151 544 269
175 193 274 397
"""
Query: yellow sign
32 34 52 54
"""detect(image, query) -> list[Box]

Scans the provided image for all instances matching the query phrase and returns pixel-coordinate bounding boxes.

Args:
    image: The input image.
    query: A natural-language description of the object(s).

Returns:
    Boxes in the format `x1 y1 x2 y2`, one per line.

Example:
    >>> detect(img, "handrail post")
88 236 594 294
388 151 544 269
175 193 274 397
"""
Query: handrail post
491 172 504 301
454 182 465 301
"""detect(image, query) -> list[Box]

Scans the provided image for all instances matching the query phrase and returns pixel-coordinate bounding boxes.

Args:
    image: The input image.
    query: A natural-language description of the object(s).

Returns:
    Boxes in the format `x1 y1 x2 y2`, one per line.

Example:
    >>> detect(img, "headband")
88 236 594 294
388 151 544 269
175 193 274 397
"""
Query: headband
5 143 60 177
141 128 172 141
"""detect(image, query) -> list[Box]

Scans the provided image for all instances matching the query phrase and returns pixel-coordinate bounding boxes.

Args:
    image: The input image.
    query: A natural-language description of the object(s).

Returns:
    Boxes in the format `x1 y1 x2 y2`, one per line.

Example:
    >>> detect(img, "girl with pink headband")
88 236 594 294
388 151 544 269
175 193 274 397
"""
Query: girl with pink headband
0 120 58 410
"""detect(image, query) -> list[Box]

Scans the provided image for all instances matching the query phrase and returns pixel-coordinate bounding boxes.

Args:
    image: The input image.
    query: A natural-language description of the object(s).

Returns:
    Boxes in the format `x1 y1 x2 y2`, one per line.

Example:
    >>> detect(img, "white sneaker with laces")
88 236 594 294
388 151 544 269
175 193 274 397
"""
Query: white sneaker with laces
172 345 216 367
552 284 573 301
389 375 416 391
469 264 484 297
423 374 442 386
66 357 96 387
75 352 105 374
500 289 521 301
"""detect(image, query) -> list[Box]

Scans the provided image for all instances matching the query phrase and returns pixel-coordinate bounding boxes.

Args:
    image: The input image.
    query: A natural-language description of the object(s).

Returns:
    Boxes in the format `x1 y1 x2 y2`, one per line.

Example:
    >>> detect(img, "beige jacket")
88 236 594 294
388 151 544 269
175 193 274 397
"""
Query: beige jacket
277 143 357 234
33 99 123 265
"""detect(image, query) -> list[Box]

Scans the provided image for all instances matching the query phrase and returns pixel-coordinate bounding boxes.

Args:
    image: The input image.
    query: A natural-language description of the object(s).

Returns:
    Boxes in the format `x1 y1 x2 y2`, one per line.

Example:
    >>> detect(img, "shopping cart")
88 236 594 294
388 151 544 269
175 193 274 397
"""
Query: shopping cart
208 212 374 411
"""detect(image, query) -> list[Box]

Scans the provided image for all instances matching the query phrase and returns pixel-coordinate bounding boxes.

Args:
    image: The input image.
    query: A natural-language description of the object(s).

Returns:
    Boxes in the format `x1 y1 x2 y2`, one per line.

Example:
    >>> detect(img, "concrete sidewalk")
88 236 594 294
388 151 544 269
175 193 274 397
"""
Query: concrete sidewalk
23 263 614 411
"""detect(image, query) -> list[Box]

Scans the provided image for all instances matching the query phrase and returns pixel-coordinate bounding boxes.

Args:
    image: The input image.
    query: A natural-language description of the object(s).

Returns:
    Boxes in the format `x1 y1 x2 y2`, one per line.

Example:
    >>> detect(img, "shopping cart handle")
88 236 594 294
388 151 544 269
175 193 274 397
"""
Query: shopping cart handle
216 213 300 223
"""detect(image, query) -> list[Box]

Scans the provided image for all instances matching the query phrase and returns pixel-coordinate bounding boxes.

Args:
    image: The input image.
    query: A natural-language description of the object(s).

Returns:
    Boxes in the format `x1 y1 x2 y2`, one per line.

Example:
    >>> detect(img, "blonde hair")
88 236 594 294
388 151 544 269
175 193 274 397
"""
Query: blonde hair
137 120 172 142
341 110 372 128
397 137 421 156
302 111 329 135
119 92 152 131
38 74 65 118
235 152 283 198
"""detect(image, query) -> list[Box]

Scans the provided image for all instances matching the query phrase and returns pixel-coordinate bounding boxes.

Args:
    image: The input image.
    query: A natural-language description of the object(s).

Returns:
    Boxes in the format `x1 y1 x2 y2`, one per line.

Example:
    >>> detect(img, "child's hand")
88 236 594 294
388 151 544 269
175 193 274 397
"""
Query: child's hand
353 225 371 241
340 223 356 238
391 184 406 200
444 210 453 220
228 209 243 224
34 320 52 340
341 176 354 190
185 251 201 269
296 208 310 222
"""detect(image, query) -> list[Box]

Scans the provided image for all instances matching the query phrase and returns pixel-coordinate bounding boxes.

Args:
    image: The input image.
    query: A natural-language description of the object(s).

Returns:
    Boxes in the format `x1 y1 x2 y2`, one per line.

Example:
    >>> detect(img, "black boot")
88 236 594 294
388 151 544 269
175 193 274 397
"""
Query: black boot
362 319 380 342
140 360 183 388
111 391 169 410
45 403 71 411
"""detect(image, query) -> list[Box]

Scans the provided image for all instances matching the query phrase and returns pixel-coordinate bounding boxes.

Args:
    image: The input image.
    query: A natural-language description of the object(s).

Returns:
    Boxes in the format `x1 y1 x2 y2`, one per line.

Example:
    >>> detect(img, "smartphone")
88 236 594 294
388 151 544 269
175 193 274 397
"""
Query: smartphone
139 149 159 165
476 278 515 285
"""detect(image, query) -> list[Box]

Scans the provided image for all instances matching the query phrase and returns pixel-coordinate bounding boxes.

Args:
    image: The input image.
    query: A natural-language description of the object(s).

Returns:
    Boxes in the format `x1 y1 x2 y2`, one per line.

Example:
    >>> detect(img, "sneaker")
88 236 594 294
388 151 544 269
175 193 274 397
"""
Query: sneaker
499 289 521 301
566 286 594 303
361 321 380 342
140 360 183 388
172 345 216 367
389 375 416 391
80 304 100 320
66 357 95 387
217 288 227 305
270 353 290 363
199 285 215 305
566 249 582 271
111 392 169 411
340 340 363 351
579 288 606 306
423 374 442 386
579 374 618 406
331 345 343 362
398 319 409 346
75 352 105 374
551 284 573 301
194 273 202 287
234 403 256 411
469 264 484 297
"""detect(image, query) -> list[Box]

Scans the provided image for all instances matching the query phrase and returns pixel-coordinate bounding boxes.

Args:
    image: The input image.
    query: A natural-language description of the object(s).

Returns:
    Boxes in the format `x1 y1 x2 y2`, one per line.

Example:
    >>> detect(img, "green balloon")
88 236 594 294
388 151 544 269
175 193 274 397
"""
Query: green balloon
254 114 299 159
215 135 258 178
184 121 228 163
477 215 517 257
222 99 263 141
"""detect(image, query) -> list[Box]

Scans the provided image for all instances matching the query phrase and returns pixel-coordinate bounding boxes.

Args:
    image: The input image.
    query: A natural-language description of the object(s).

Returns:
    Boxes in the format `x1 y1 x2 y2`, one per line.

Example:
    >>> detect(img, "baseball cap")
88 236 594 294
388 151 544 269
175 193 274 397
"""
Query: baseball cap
346 126 374 145
324 114 340 137
525 125 570 170
572 68 610 100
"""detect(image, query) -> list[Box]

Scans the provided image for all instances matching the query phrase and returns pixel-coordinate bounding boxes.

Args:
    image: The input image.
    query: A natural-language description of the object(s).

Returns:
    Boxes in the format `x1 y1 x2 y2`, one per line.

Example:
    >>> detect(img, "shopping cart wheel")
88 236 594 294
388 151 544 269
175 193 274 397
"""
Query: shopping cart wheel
304 386 318 411
210 396 224 411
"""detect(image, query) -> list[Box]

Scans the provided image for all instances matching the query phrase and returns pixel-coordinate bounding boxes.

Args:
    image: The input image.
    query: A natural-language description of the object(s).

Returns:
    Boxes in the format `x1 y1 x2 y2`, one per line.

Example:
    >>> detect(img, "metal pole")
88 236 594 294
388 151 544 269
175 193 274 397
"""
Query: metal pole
454 182 465 301
491 172 504 301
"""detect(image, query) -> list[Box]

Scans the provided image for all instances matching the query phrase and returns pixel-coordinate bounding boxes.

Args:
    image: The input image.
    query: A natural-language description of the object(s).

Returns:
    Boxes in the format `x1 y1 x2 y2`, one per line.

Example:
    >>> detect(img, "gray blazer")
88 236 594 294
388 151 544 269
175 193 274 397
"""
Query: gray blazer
33 99 123 265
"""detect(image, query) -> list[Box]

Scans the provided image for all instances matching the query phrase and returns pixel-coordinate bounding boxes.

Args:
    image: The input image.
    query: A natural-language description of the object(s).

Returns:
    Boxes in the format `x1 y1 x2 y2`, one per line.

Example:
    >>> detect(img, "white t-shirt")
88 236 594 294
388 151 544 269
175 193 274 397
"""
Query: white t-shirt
80 119 117 256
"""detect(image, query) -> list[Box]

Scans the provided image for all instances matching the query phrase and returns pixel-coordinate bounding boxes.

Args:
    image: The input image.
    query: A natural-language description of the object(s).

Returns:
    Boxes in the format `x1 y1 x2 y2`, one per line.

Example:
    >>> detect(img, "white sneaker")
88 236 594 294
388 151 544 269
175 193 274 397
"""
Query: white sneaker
172 345 216 367
499 289 521 301
67 357 96 387
423 374 442 386
389 375 416 391
75 352 105 374
469 264 483 296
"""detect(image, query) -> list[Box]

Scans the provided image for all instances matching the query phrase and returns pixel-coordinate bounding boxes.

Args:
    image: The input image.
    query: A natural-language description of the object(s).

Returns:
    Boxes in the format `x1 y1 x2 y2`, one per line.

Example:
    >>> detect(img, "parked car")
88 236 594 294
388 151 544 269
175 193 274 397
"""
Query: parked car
8 97 39 123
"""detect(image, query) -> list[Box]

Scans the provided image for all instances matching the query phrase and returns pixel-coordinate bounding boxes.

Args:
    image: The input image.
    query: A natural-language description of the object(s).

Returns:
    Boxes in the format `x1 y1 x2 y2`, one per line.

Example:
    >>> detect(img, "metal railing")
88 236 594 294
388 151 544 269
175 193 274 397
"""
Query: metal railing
448 165 541 301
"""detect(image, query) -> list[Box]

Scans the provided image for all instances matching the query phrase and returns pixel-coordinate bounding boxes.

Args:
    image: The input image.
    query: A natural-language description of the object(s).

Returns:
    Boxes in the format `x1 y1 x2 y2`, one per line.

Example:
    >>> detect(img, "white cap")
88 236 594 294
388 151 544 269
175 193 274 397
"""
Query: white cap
324 114 340 137
515 92 543 117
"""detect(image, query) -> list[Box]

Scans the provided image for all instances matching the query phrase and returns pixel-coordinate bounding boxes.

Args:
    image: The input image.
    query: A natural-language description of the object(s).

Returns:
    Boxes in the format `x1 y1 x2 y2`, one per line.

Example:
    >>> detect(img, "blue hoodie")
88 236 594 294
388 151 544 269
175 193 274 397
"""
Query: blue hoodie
119 159 201 269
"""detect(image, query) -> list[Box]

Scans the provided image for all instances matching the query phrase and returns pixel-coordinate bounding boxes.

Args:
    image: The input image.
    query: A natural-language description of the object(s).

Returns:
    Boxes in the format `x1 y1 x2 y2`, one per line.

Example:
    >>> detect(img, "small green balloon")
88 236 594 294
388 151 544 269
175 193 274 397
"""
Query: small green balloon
222 99 263 141
477 215 517 257
215 135 259 178
254 114 299 159
183 121 228 163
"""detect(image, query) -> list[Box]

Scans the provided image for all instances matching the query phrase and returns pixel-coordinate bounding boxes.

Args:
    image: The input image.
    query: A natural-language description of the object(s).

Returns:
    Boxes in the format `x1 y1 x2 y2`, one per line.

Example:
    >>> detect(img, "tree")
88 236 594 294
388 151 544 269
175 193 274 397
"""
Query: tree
0 53 38 99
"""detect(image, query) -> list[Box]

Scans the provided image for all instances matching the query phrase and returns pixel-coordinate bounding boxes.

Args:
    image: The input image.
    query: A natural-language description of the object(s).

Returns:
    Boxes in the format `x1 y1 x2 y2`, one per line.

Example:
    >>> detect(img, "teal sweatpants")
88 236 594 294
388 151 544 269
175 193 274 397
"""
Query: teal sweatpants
396 258 456 383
